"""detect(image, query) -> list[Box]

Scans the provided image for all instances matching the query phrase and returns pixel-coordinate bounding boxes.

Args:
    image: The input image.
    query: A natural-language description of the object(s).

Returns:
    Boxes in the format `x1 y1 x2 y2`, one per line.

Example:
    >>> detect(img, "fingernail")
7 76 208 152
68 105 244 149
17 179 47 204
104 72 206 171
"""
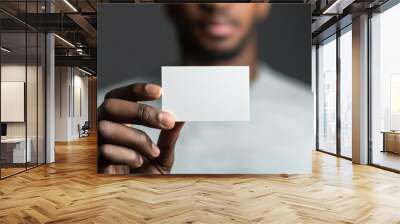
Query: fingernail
138 156 143 167
152 143 160 157
145 84 160 96
158 112 174 129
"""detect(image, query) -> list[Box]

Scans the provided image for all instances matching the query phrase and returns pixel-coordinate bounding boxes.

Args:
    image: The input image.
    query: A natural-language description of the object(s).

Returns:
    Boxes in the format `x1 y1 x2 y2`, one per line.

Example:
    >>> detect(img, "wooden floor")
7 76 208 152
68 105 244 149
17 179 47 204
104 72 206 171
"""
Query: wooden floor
1 135 400 224
1 163 44 178
1 167 26 178
372 151 400 171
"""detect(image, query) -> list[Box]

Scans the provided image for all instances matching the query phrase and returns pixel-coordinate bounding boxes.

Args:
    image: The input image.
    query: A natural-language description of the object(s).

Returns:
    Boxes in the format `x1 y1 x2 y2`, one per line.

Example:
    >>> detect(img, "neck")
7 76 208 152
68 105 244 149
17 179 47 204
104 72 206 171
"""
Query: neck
181 37 258 83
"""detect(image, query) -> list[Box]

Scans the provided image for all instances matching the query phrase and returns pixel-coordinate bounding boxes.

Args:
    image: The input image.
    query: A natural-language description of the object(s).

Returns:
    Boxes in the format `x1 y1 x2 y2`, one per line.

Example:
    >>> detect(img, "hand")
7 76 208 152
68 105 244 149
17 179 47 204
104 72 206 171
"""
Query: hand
97 83 184 174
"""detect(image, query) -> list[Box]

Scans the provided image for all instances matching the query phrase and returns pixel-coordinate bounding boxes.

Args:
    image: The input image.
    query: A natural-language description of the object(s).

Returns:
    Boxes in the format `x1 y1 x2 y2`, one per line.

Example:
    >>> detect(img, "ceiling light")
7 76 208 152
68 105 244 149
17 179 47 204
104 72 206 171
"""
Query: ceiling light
322 0 342 14
76 48 85 55
322 0 354 15
54 34 75 48
1 47 11 53
63 0 78 12
78 67 93 76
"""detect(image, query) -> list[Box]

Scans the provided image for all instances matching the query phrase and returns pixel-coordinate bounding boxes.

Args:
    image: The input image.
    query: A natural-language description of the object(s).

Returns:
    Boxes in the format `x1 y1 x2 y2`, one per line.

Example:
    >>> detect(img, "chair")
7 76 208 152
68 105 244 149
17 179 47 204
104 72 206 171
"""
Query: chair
79 121 90 138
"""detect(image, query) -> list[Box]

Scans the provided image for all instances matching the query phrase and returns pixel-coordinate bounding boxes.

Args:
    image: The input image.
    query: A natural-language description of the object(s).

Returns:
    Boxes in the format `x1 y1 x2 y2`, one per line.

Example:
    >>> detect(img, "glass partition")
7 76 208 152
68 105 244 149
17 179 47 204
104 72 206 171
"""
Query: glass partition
27 30 38 169
38 32 45 165
316 25 353 160
0 1 46 179
1 31 28 177
317 35 337 154
339 27 352 158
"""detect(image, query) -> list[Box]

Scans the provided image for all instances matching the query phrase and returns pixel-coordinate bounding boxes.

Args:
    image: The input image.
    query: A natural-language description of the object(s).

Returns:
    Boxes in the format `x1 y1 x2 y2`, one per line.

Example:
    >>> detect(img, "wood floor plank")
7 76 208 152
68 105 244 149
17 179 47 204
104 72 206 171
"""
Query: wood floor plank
1 135 400 223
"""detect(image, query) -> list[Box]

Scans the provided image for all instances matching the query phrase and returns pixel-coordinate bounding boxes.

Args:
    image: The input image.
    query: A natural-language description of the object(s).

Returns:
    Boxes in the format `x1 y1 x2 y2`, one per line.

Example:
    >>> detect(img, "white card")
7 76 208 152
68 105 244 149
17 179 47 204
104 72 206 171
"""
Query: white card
162 66 250 121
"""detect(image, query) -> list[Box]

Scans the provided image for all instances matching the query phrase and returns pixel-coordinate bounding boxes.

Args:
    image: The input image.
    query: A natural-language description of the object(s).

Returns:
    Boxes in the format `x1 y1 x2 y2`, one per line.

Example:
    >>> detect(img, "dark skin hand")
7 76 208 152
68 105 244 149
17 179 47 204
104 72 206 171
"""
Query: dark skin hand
97 83 184 174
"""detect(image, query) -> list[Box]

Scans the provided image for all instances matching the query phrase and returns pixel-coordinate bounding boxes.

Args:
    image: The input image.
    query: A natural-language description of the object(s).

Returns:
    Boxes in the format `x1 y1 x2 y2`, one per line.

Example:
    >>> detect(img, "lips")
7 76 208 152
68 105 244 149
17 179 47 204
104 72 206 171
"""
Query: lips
202 20 236 38
206 23 233 38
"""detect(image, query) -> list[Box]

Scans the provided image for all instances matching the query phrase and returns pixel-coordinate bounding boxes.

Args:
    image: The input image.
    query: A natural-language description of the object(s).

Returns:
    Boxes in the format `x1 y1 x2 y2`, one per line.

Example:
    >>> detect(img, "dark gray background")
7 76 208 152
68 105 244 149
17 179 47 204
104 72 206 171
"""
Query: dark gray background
98 3 311 103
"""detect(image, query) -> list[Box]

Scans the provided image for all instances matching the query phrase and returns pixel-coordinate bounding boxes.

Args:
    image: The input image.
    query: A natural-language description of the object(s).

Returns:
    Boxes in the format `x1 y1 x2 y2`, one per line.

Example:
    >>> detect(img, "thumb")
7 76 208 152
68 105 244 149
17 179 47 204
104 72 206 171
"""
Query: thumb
156 122 185 169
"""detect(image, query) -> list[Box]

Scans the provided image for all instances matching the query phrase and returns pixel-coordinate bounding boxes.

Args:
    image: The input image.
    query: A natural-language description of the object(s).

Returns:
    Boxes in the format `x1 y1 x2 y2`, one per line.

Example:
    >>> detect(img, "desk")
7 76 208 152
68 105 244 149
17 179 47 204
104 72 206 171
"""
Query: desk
1 138 31 163
382 131 400 154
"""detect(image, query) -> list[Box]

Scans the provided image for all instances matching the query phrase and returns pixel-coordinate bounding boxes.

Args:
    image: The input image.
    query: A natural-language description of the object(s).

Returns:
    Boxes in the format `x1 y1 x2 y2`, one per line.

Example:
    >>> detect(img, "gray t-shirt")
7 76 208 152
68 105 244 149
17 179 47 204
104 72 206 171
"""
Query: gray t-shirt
139 62 313 174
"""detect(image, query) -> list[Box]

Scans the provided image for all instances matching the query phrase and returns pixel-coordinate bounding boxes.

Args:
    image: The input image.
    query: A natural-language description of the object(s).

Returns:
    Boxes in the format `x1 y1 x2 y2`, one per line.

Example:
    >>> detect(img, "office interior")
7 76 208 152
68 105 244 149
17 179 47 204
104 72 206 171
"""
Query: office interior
314 1 400 172
0 0 97 179
0 0 399 222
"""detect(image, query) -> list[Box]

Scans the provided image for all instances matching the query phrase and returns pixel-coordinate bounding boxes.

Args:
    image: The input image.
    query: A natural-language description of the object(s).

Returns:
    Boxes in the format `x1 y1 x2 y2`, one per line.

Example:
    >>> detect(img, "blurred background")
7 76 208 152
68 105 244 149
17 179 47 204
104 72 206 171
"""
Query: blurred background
97 4 311 103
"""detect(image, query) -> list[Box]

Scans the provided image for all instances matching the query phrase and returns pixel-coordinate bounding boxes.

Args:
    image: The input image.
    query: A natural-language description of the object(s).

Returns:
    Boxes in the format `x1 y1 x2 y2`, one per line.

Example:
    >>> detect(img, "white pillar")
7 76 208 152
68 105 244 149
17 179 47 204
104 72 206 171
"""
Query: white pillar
46 32 55 163
312 45 317 149
352 14 369 164
45 0 56 163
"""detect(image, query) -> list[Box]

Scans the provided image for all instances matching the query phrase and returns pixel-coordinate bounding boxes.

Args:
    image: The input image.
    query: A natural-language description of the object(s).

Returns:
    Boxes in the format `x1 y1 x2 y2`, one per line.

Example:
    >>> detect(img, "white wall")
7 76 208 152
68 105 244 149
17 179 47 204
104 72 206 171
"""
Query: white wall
71 72 89 138
1 63 46 164
1 65 26 129
55 67 69 141
1 65 39 138
55 67 89 141
1 82 25 122
1 65 26 140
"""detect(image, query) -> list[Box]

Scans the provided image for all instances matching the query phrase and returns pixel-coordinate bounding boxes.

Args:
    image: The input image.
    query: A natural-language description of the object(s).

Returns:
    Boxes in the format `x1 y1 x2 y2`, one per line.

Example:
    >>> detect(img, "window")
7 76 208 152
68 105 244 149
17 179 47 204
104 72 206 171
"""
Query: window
317 35 337 154
370 2 400 171
339 28 352 158
317 24 353 159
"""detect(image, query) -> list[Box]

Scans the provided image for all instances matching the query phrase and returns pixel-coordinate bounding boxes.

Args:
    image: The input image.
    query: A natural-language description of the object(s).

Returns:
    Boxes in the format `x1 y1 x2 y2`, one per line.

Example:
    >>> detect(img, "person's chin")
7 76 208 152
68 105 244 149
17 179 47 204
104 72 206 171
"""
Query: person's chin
203 41 237 53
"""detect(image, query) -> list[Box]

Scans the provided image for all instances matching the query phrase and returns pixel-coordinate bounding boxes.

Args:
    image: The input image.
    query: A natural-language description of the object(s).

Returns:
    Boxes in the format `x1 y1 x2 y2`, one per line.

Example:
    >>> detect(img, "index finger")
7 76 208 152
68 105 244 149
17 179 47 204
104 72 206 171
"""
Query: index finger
105 83 161 102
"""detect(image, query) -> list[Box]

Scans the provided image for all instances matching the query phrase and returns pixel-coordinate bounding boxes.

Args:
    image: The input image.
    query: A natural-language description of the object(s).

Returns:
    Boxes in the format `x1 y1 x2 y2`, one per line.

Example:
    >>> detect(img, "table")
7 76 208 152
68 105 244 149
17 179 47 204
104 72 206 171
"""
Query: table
381 131 400 154
1 138 31 163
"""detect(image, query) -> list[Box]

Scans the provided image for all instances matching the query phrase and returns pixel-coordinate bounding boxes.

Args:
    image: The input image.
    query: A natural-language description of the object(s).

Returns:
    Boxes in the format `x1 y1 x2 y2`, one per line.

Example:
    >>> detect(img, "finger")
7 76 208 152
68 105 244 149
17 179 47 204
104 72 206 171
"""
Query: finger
99 144 144 168
156 122 185 169
105 83 161 102
102 98 175 130
98 120 160 159
99 165 131 175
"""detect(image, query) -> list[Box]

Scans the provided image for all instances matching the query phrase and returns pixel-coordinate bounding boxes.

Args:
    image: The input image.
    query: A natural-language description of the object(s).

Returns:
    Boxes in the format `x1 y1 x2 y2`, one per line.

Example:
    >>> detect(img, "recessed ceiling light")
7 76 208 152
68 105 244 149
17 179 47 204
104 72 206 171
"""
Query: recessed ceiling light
322 0 353 15
78 67 93 76
1 47 11 53
63 0 78 12
54 34 75 48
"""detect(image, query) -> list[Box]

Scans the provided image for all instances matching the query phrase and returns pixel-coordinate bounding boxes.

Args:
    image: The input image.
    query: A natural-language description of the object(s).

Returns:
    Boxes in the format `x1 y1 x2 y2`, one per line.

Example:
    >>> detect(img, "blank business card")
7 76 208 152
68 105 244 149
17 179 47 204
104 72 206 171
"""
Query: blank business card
162 66 250 121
